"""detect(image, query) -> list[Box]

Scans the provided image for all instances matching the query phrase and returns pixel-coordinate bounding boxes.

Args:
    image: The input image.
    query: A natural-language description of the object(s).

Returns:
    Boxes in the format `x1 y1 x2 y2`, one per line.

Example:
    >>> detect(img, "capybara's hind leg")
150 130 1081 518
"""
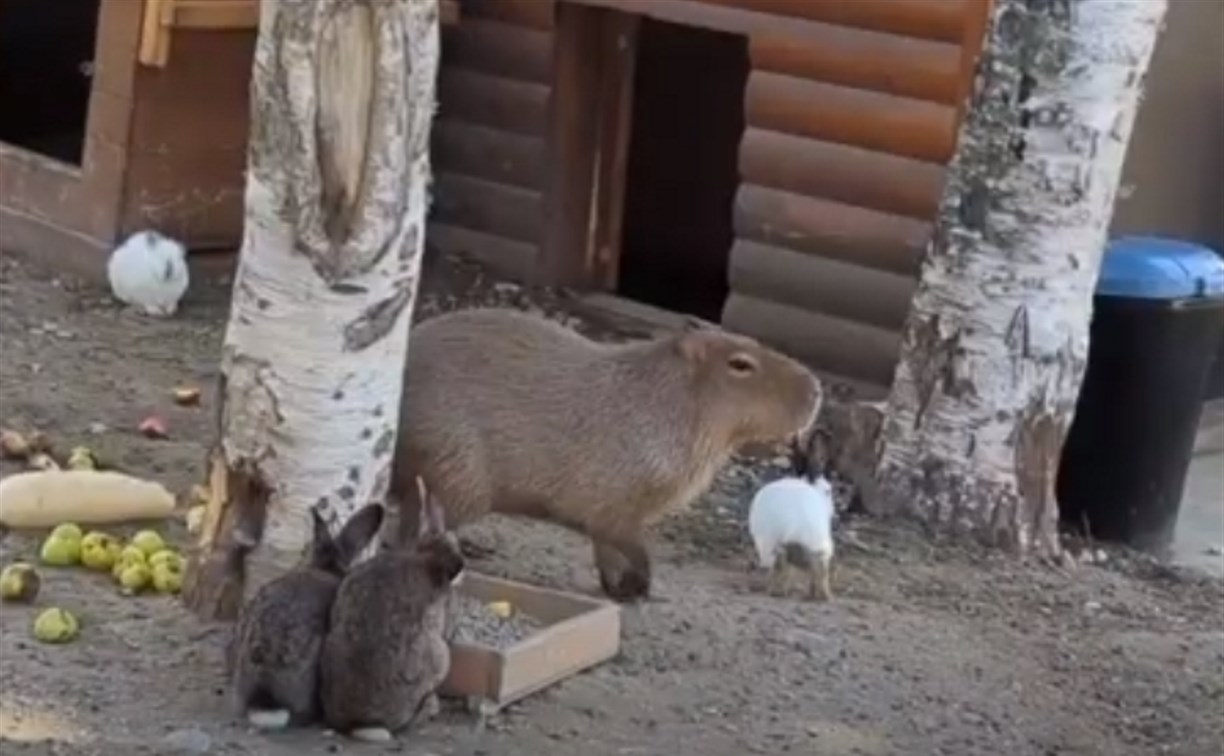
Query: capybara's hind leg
593 536 652 602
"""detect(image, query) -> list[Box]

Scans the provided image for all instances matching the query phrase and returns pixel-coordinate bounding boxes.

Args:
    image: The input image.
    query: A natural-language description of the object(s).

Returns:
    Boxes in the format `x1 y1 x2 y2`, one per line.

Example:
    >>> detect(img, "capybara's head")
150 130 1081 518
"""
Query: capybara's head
675 322 822 447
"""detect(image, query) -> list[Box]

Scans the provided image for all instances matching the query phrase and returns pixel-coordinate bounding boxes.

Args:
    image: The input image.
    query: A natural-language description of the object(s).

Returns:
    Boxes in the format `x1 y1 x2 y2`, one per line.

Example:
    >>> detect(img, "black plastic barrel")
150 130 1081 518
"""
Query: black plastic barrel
1058 236 1224 555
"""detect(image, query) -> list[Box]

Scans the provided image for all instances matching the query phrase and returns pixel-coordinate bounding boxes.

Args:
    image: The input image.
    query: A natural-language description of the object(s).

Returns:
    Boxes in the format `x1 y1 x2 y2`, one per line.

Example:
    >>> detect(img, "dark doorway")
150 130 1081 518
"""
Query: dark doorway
0 0 101 165
615 18 749 322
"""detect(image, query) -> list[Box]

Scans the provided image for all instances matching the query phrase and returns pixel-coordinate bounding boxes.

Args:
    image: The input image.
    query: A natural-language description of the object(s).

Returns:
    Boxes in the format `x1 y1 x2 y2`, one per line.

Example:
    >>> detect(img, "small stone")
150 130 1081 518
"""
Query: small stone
161 727 212 754
88 422 108 435
1084 601 1102 612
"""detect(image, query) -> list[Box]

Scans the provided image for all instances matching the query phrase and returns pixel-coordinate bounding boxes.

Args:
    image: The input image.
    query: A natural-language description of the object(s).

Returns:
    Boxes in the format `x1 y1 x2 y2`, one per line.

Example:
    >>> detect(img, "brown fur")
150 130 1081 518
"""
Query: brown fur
391 308 822 601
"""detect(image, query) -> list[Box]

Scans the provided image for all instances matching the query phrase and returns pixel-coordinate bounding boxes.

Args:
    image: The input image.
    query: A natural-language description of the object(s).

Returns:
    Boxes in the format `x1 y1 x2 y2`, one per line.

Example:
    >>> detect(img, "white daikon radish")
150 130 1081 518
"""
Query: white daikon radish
0 470 176 528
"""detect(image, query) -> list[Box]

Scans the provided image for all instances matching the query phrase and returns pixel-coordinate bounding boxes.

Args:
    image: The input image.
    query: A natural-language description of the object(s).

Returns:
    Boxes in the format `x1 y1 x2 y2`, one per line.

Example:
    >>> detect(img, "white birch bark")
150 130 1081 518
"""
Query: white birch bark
186 0 440 619
868 0 1168 557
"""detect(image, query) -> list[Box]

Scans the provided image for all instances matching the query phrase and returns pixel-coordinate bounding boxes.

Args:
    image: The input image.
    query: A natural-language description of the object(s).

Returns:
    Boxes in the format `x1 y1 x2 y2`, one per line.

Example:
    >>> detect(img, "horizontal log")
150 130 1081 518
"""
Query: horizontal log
697 0 970 43
739 128 945 221
441 19 552 85
721 292 901 388
734 184 929 277
568 0 966 43
429 173 542 245
460 0 555 30
746 71 957 164
426 221 537 279
437 69 549 137
749 30 961 106
728 239 917 331
431 119 545 191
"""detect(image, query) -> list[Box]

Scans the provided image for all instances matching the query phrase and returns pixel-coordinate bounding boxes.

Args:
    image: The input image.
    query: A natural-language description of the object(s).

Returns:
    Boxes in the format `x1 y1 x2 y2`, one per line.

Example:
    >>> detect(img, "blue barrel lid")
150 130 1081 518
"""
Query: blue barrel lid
1096 236 1224 299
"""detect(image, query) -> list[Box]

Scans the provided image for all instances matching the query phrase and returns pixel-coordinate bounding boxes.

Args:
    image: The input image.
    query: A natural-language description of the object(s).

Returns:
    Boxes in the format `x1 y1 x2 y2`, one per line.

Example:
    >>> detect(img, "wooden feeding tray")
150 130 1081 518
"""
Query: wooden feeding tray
442 572 621 712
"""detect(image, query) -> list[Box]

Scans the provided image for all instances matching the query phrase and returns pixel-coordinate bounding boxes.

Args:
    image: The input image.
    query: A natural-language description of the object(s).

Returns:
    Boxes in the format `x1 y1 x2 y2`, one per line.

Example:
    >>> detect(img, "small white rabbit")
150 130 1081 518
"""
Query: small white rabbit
107 230 190 317
747 430 835 601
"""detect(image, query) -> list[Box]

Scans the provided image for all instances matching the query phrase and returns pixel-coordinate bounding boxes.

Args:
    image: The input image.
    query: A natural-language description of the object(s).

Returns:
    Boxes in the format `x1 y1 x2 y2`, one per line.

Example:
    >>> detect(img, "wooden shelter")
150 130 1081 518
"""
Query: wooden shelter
429 0 992 395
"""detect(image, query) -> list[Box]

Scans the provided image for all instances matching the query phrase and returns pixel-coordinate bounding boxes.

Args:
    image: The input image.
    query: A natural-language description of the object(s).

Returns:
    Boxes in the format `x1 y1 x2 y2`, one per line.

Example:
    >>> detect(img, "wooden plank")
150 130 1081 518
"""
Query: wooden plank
139 0 173 67
426 221 537 279
739 128 946 221
441 19 553 85
588 12 640 290
745 71 957 164
437 69 550 137
568 0 963 42
460 0 555 30
431 119 546 191
728 239 917 331
539 2 604 287
697 0 969 43
430 173 543 246
169 0 258 29
721 293 901 388
734 184 929 277
748 30 960 106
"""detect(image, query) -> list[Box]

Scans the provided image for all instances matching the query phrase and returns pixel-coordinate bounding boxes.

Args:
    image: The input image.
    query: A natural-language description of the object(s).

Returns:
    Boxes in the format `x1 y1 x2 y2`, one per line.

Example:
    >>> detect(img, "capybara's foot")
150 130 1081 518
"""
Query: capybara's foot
601 568 651 602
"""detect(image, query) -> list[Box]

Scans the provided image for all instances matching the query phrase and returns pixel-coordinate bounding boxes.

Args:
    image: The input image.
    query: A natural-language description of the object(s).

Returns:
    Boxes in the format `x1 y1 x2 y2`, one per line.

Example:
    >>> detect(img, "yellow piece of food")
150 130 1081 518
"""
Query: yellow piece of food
33 608 79 644
80 532 123 572
130 530 166 557
148 549 182 571
66 447 97 471
119 563 152 595
0 562 41 603
112 546 147 580
49 523 84 544
40 535 81 567
151 562 183 594
487 600 513 619
0 470 176 529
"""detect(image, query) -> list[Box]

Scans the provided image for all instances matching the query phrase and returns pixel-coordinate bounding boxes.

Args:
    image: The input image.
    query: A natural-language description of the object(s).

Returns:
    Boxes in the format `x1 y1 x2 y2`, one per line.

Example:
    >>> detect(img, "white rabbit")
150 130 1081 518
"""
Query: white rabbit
747 430 835 601
107 230 190 317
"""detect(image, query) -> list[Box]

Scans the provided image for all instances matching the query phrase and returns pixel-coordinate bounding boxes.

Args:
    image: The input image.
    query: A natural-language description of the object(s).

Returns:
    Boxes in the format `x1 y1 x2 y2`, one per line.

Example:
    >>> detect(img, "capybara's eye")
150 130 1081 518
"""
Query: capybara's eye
727 354 758 375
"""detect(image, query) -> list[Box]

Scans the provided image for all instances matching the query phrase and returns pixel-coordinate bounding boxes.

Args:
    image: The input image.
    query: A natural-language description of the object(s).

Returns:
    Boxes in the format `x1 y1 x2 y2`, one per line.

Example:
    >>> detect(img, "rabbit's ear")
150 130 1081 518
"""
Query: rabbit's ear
309 507 339 568
334 504 385 566
415 477 444 540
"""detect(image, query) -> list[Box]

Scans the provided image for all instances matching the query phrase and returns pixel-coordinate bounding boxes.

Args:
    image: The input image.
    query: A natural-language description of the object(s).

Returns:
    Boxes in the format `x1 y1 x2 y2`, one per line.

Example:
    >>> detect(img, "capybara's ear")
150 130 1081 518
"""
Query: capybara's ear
676 330 711 362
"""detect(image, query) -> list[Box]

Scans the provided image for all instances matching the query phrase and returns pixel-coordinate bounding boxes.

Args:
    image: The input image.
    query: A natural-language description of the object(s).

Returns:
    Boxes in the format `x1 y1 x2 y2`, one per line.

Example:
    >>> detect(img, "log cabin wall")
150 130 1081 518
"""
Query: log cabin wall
721 0 990 393
428 0 556 278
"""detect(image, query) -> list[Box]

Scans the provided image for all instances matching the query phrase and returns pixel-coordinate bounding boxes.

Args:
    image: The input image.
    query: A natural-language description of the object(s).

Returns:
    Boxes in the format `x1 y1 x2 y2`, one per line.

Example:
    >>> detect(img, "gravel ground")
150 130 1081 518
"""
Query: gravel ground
1 249 1221 756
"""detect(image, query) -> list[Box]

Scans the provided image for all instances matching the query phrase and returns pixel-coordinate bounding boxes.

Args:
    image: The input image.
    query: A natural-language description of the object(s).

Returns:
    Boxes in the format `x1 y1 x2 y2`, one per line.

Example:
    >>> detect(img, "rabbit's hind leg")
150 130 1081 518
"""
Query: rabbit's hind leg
807 552 833 602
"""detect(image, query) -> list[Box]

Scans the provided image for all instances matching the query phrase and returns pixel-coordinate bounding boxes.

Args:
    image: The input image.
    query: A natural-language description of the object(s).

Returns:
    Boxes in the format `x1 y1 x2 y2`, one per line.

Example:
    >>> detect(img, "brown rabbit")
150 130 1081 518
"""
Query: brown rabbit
319 478 465 742
227 503 385 730
391 308 821 601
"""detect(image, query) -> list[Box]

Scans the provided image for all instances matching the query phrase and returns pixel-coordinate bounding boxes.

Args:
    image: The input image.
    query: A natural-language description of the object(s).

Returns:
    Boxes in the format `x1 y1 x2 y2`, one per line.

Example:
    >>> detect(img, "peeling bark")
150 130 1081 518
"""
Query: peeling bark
185 0 439 620
870 0 1167 557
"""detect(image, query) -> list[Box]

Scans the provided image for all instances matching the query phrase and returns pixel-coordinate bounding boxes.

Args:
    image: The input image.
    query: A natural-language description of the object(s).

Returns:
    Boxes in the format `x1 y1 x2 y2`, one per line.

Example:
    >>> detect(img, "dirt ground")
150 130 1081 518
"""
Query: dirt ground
1 251 1222 756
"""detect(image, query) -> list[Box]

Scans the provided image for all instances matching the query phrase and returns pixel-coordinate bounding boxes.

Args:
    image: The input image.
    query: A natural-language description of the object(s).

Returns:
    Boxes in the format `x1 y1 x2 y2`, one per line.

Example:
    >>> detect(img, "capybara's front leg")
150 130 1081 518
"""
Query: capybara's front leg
592 536 652 602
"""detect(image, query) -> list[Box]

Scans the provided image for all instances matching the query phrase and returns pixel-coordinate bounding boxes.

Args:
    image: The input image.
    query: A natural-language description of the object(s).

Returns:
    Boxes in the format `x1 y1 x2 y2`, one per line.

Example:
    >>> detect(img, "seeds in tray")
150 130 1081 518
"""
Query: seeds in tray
450 592 543 648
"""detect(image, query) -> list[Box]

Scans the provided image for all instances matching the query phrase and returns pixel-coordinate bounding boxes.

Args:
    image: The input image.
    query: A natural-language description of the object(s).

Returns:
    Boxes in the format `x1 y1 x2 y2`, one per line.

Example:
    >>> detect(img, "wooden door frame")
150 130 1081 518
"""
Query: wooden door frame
539 2 639 289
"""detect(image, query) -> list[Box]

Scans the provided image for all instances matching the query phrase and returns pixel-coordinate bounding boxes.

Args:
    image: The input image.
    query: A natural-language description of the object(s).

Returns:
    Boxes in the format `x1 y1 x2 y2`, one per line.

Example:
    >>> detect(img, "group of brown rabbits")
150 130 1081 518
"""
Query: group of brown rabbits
227 478 464 743
225 307 823 742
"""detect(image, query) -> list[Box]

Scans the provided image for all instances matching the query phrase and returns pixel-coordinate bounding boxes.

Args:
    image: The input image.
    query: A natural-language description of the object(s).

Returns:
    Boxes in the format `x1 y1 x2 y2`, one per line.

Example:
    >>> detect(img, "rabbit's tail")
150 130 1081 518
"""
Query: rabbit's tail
350 727 393 743
247 709 291 730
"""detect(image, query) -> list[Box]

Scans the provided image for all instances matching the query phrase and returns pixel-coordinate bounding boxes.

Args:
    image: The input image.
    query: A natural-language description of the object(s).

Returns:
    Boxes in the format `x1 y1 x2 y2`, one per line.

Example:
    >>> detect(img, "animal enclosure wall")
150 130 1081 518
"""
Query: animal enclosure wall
429 0 992 395
0 0 255 278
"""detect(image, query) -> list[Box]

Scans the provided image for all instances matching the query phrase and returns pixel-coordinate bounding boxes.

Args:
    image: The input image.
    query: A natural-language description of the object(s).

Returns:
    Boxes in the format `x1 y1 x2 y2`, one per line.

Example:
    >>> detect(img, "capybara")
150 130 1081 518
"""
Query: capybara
391 308 822 601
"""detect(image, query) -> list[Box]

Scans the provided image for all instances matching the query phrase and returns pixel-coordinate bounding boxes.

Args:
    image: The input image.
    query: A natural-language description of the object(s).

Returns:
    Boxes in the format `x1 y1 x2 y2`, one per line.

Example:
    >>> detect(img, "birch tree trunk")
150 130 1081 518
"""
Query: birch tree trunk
184 0 440 620
865 0 1167 557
